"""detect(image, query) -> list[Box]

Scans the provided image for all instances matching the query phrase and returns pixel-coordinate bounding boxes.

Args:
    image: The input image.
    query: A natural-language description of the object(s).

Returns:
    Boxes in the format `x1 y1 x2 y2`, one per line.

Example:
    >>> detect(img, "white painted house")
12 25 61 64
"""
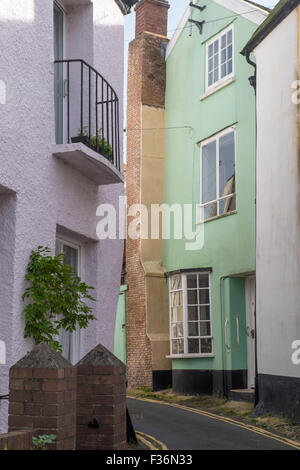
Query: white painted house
242 0 300 422
0 0 135 433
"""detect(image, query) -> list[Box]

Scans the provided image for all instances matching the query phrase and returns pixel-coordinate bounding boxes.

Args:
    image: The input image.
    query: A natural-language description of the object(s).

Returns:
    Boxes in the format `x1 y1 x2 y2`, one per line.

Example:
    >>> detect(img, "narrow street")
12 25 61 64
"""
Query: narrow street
128 398 298 451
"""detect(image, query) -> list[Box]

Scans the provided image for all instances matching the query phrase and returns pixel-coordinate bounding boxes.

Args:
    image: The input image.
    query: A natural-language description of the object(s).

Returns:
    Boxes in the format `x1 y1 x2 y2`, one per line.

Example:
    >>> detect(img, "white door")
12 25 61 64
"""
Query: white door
245 277 256 389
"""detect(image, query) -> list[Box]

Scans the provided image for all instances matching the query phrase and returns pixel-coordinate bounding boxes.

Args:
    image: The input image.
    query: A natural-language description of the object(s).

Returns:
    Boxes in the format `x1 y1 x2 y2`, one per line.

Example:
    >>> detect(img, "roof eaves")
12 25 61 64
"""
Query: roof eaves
241 0 300 54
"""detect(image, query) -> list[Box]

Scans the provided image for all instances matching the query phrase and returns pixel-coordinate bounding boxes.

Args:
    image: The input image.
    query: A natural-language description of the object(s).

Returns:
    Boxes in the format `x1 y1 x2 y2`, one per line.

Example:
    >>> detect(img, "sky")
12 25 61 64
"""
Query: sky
124 0 280 44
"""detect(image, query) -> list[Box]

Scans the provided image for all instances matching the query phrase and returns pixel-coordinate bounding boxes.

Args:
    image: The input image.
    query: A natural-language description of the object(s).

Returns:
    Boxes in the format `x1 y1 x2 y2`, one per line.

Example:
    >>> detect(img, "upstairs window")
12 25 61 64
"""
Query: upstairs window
200 128 236 221
206 26 233 89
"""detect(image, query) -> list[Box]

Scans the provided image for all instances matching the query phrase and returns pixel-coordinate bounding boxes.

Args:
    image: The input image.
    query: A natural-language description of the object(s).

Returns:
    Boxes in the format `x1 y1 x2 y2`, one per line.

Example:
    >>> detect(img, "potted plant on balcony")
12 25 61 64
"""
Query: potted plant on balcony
72 127 113 163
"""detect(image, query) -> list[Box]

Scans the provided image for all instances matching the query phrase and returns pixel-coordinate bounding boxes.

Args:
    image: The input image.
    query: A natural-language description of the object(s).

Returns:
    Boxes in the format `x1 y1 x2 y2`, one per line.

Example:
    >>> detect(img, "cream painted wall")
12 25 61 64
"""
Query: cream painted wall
255 9 300 378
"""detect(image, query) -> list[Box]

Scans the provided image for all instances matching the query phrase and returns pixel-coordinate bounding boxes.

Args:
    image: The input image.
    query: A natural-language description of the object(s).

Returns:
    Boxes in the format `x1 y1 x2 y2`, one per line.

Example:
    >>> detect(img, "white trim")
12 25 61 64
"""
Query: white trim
166 354 215 359
166 0 268 60
200 76 235 101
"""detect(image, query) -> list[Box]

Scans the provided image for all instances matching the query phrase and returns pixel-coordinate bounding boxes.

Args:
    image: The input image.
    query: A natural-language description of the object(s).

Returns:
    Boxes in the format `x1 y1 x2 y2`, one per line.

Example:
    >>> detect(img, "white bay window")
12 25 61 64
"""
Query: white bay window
169 272 213 356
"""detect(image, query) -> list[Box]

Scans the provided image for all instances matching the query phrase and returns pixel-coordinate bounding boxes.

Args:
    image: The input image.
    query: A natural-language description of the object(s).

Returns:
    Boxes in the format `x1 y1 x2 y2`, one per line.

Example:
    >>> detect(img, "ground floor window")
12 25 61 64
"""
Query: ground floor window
56 238 82 364
168 271 213 356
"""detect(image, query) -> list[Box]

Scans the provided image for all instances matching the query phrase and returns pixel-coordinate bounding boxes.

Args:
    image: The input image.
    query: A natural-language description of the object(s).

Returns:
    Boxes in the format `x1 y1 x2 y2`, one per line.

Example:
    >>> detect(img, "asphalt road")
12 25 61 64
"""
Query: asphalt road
127 397 297 450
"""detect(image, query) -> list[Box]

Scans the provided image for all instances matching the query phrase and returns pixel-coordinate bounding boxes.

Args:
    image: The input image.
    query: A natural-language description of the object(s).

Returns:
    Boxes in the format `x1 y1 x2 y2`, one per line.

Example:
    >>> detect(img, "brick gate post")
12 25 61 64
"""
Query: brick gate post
76 344 127 450
8 343 76 450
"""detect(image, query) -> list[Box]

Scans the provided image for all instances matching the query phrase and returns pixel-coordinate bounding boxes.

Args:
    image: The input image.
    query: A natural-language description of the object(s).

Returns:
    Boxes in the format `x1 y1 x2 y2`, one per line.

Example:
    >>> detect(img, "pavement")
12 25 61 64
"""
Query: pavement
127 397 300 451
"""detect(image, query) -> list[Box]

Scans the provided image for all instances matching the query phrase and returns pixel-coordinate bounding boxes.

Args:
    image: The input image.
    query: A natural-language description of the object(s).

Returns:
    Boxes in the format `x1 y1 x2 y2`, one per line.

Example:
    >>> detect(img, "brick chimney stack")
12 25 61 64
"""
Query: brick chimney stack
126 0 171 391
135 0 169 37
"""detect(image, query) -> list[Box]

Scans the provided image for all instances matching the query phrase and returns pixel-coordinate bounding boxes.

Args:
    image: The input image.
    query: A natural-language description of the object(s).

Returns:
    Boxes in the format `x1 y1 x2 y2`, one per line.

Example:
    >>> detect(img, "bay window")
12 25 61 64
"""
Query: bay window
169 272 213 356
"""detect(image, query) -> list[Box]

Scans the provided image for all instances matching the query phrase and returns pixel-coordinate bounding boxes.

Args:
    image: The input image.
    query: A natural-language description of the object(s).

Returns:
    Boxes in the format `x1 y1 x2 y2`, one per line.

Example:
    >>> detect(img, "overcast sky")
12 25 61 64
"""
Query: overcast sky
124 0 280 44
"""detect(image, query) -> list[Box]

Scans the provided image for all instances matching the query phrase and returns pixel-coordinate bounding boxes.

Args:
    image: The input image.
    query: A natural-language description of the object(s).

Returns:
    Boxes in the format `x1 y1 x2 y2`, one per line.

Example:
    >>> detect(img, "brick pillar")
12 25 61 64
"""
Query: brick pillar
135 0 169 37
8 343 76 450
126 0 170 390
76 344 126 450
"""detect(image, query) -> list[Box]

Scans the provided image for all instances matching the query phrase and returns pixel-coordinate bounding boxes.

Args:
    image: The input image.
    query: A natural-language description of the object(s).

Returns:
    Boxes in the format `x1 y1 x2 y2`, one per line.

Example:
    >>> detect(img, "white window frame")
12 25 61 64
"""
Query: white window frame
199 126 236 222
206 25 234 92
56 237 84 364
167 272 214 358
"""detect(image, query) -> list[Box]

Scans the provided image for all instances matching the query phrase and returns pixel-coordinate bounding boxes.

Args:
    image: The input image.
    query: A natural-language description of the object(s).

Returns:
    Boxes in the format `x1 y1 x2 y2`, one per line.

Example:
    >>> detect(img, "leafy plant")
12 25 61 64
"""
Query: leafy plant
77 127 113 161
23 246 96 352
32 435 56 451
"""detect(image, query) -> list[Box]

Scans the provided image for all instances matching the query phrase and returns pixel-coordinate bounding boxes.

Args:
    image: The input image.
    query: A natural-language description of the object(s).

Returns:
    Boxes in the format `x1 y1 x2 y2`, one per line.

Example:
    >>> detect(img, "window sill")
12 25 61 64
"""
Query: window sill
200 76 235 101
166 354 215 359
197 210 237 225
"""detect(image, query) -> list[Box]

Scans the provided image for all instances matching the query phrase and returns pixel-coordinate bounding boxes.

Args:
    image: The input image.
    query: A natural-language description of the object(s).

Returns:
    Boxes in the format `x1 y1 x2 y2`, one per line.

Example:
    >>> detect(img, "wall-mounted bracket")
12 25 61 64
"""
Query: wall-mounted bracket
189 2 207 12
188 19 205 35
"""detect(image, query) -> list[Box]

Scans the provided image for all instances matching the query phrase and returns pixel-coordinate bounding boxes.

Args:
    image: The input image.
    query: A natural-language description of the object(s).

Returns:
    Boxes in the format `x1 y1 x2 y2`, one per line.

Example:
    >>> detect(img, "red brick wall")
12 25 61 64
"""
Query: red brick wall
8 367 76 450
76 364 127 450
0 430 33 450
135 0 169 37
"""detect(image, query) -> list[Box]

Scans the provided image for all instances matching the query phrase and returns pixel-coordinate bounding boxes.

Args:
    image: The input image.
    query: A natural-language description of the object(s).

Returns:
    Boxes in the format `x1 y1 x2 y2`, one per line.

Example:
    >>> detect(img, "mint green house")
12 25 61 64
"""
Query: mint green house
163 0 268 395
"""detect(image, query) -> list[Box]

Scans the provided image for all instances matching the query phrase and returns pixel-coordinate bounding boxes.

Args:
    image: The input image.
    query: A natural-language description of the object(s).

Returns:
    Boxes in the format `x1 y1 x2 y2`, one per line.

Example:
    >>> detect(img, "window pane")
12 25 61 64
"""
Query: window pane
228 59 233 74
171 323 177 338
202 140 216 204
213 40 219 53
214 54 219 68
198 274 209 288
177 306 183 322
208 72 213 86
172 340 178 354
188 322 199 337
200 305 210 320
221 49 226 64
201 338 212 354
221 63 226 78
177 323 184 338
208 57 213 72
187 289 197 304
187 275 197 289
203 202 217 220
214 68 219 82
171 291 183 307
178 339 184 354
188 339 200 353
170 274 182 291
219 193 236 215
171 307 176 323
228 44 232 60
208 43 213 57
63 245 78 272
188 305 198 321
200 322 211 336
219 131 235 199
227 29 232 44
222 34 227 49
199 289 209 304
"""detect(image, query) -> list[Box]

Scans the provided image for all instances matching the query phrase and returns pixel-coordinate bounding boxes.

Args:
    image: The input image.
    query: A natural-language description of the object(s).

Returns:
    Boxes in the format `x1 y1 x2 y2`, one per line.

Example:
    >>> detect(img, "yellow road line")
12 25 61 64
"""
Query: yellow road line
128 395 300 450
136 432 159 450
136 431 168 450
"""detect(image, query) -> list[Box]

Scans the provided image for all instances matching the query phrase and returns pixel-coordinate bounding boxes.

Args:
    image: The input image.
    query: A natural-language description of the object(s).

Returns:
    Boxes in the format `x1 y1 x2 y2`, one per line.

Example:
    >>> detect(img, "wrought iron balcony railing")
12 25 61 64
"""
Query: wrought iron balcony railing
54 59 121 172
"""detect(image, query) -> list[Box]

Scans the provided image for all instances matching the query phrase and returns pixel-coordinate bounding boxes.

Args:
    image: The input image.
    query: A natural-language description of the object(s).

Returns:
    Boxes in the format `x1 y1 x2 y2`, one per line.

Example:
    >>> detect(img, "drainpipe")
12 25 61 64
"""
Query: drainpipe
245 49 259 407
245 51 257 93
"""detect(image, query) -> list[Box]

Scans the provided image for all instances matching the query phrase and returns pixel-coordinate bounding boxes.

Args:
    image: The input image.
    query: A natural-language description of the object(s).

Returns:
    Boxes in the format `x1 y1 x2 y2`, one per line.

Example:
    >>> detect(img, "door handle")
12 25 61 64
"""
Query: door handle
224 318 230 351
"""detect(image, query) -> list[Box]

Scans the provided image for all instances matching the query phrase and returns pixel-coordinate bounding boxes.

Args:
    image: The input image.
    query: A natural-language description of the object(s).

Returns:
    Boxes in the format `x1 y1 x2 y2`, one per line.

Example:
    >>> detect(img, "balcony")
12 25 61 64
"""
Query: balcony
53 59 123 185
